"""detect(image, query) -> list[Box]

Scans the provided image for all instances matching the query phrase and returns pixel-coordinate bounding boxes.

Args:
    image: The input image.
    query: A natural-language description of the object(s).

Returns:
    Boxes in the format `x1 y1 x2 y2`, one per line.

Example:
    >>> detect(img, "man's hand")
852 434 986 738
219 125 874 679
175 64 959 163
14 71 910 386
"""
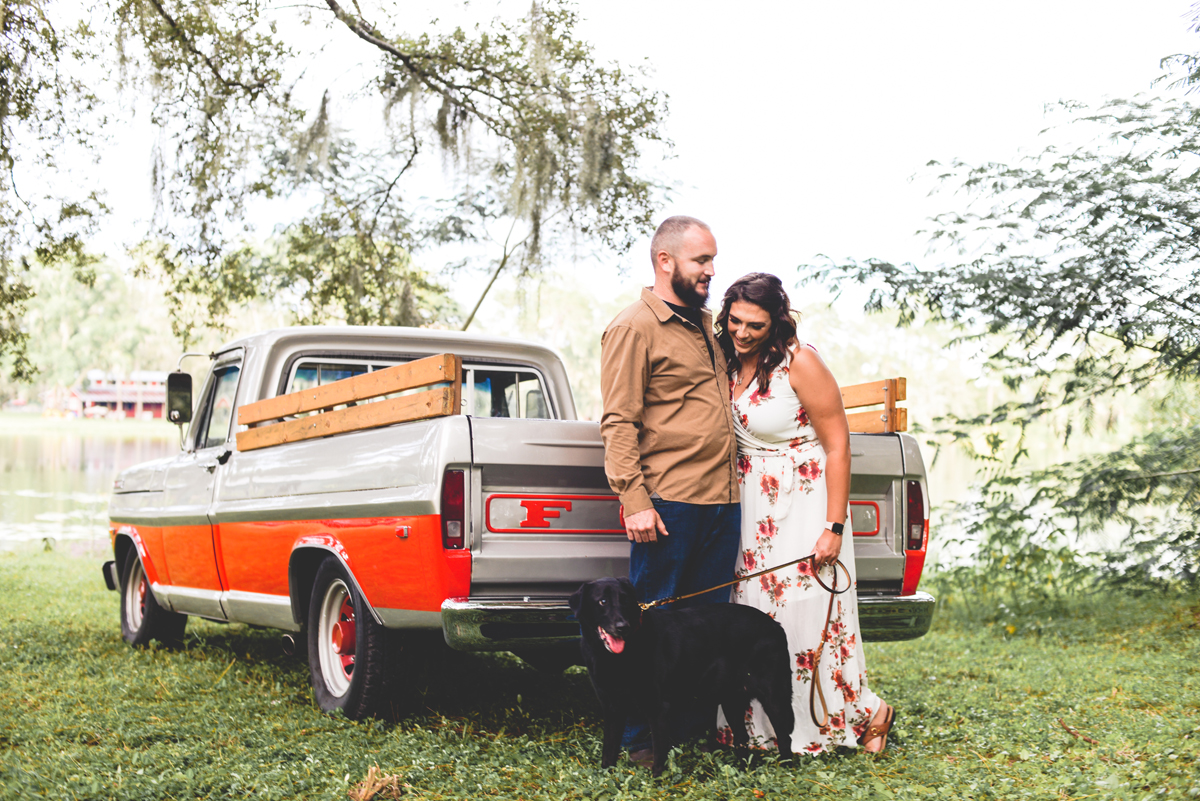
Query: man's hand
624 508 669 543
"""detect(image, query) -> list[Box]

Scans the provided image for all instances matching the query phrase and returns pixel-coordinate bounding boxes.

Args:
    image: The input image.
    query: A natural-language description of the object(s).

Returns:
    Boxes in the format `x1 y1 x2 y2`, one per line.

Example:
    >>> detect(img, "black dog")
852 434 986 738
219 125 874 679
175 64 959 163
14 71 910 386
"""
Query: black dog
569 577 794 776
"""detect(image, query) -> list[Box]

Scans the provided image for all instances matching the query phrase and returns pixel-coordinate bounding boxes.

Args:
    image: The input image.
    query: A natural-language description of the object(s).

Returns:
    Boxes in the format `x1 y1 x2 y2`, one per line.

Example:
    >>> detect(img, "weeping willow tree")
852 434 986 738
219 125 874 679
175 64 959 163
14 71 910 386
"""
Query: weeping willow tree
807 41 1200 594
0 0 665 359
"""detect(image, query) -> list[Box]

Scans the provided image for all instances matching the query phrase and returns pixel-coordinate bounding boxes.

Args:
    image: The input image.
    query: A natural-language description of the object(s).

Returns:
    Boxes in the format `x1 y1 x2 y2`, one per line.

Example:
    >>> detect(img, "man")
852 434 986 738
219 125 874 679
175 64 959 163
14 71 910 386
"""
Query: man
599 215 742 765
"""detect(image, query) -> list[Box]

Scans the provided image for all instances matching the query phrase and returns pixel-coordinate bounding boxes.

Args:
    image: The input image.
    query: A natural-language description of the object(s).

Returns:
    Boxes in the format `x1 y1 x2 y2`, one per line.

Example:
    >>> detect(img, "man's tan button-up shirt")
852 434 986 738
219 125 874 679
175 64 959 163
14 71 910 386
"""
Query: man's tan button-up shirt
600 287 740 516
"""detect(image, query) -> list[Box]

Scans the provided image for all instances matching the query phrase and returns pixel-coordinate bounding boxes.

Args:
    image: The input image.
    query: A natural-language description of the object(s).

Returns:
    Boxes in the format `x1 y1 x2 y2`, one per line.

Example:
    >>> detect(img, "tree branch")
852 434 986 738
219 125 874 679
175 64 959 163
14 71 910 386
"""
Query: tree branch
1141 468 1200 479
368 139 419 238
146 0 268 94
1058 718 1099 745
321 0 531 138
461 220 522 332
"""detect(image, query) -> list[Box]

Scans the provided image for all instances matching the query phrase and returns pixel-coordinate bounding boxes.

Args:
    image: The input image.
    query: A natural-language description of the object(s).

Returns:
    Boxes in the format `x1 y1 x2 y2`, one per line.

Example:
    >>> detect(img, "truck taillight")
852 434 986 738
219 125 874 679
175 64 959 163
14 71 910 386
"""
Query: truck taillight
901 479 929 596
905 480 926 551
442 469 465 549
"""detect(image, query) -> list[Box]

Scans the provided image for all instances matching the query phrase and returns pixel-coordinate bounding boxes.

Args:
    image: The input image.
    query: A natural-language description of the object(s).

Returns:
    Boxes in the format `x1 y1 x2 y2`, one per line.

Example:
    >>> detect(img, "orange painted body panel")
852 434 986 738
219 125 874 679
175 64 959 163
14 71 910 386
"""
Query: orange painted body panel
162 524 224 591
218 514 471 612
217 519 295 597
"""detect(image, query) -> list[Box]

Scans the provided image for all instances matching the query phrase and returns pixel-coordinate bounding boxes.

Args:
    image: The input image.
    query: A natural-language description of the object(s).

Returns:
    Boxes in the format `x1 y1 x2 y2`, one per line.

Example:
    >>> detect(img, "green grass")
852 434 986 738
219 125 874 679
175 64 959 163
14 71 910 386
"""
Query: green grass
1 549 1198 800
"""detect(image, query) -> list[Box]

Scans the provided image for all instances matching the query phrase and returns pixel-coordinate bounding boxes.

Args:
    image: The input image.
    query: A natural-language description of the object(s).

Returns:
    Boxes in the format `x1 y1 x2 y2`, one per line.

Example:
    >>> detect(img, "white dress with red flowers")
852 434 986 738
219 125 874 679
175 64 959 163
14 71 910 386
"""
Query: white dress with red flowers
715 346 882 754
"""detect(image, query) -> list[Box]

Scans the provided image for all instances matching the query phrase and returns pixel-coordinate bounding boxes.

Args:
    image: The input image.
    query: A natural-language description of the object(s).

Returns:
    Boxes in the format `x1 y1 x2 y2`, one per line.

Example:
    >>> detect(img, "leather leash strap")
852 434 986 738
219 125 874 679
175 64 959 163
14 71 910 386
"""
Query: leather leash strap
637 553 850 612
636 553 851 731
808 566 841 729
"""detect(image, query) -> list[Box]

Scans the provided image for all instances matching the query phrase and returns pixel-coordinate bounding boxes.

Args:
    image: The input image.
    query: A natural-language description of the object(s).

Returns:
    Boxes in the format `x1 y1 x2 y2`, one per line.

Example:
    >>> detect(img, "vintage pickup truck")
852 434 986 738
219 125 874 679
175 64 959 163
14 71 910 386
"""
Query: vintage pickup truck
103 326 934 719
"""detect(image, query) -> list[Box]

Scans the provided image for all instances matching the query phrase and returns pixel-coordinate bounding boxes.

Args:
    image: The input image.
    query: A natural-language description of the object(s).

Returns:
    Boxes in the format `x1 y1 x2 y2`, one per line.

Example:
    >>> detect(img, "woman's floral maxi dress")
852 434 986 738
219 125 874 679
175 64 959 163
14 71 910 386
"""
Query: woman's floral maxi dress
715 346 882 754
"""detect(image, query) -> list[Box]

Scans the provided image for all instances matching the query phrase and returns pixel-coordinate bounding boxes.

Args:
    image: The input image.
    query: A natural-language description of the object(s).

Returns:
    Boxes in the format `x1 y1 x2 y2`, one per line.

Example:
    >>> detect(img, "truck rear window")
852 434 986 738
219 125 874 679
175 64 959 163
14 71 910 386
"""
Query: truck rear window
470 370 549 419
283 358 554 419
290 362 370 392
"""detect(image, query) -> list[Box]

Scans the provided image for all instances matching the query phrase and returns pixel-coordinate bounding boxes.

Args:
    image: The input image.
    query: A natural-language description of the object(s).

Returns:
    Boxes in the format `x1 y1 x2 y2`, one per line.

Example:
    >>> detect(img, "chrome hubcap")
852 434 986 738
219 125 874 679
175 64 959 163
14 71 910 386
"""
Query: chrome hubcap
124 558 146 631
317 579 356 697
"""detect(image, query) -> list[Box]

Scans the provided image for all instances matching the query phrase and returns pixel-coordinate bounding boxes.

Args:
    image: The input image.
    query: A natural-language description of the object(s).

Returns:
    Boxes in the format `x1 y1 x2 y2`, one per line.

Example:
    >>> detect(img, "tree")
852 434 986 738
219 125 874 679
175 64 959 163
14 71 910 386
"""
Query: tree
0 0 106 379
3 259 178 398
1 1 665 362
807 64 1200 589
121 0 664 344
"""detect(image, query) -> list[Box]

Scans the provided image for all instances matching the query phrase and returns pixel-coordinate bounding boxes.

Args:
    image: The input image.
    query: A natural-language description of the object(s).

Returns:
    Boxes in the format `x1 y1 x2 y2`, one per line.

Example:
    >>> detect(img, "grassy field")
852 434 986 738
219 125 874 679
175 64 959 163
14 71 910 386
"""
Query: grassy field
0 550 1197 800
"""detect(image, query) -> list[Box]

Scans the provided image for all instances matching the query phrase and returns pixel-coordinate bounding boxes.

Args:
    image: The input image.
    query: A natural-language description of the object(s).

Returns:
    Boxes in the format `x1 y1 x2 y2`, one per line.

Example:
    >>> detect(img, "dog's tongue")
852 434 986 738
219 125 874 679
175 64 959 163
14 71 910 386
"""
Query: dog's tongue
598 626 625 654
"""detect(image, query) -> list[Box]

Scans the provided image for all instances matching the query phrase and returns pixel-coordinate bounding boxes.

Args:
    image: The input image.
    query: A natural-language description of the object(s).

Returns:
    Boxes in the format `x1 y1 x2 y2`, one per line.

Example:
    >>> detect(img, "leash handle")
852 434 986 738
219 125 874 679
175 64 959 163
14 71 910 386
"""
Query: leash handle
637 554 850 611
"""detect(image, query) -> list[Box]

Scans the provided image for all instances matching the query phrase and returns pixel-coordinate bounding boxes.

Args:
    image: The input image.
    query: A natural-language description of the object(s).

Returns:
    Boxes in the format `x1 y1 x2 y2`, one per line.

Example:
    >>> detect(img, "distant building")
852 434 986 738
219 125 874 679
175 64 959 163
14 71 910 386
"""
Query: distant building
73 370 168 419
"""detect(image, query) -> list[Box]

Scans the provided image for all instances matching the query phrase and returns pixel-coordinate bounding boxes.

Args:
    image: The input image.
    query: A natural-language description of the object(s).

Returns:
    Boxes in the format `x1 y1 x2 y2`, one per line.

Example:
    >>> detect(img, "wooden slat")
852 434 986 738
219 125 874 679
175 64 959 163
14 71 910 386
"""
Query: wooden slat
841 377 907 410
236 386 457 452
847 406 908 434
238 353 460 426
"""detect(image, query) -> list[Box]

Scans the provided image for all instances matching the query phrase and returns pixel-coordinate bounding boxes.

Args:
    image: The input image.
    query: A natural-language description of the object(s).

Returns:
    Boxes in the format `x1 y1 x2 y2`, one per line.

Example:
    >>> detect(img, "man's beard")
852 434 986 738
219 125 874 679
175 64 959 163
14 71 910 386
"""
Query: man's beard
671 270 709 308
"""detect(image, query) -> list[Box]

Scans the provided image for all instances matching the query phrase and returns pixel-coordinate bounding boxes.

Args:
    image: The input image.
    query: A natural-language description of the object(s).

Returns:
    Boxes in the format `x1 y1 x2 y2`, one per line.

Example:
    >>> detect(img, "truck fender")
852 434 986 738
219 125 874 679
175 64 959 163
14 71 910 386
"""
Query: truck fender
288 536 384 627
110 527 173 610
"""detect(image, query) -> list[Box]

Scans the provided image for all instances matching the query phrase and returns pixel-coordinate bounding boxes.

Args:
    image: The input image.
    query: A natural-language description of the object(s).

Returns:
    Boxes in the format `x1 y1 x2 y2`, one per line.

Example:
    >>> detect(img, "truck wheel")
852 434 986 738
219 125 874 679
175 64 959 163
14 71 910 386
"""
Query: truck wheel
307 557 398 719
120 548 186 647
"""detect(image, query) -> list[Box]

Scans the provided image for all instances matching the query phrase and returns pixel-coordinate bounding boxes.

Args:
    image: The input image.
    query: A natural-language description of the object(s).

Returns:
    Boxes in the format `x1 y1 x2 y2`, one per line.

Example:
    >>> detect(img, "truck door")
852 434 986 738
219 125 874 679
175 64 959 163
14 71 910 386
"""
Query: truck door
160 351 243 618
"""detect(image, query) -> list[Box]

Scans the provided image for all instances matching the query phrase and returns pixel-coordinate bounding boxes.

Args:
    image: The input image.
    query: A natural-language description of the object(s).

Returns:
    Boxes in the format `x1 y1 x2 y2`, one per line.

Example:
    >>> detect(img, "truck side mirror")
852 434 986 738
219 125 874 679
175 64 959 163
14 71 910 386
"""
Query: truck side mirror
167 371 193 424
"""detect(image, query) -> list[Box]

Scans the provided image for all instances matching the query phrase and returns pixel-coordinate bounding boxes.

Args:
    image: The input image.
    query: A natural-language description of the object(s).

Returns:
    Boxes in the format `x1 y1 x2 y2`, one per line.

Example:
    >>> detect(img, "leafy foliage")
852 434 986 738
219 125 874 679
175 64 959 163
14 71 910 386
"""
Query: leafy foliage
114 0 664 344
809 93 1200 440
0 1 665 361
806 67 1200 589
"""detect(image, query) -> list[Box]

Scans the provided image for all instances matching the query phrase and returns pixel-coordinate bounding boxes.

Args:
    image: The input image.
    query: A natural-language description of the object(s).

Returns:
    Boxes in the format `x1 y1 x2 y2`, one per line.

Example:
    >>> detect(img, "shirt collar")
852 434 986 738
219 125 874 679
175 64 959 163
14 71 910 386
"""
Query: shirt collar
640 286 712 327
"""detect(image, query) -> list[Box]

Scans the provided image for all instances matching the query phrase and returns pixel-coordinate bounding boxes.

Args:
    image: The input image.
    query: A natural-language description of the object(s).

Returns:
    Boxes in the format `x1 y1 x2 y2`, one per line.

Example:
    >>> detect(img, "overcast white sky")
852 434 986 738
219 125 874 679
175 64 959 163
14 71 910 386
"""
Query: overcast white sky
558 0 1200 306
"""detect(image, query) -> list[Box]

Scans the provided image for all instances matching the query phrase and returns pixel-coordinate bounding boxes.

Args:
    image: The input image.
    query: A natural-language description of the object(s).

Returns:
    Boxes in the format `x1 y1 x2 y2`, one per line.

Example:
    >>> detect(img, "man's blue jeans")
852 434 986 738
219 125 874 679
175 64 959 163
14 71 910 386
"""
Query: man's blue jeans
621 499 742 753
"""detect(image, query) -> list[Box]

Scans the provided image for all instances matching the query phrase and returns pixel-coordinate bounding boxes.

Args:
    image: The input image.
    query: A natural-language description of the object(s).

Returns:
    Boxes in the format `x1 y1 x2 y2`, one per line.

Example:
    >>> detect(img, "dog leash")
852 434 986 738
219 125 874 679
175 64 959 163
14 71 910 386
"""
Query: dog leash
636 553 850 611
636 553 851 731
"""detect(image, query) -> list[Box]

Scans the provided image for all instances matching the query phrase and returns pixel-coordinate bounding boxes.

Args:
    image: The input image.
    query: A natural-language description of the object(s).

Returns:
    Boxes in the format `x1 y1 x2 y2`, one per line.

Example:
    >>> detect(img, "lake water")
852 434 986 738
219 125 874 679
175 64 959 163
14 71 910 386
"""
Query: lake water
0 414 178 553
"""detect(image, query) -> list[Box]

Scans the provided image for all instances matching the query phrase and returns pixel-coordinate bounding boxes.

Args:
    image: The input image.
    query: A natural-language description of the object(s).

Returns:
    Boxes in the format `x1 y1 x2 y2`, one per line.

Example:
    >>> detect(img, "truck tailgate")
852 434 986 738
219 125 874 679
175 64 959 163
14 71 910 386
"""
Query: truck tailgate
467 418 627 597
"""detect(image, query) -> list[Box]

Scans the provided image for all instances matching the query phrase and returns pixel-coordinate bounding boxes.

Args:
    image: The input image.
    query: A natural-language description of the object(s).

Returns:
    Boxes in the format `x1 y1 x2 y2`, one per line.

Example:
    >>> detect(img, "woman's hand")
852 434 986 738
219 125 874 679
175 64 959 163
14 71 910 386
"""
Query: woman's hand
813 527 842 570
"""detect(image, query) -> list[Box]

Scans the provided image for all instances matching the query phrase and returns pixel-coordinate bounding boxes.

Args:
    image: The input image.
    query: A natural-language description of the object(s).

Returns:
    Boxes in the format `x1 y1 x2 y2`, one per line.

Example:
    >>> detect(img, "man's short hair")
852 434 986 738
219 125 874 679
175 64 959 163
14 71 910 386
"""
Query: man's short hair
650 216 710 267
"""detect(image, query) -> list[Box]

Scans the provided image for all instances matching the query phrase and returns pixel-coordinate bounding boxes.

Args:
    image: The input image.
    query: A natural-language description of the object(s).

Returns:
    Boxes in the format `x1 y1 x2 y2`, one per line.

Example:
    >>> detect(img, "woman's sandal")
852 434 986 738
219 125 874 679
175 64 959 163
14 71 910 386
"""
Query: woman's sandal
859 703 895 754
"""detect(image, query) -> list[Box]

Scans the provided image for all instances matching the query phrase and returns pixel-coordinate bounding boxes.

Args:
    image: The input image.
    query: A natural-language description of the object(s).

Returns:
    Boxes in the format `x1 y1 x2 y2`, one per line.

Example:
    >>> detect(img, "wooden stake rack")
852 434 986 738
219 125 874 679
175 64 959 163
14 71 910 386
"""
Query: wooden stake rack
235 353 462 452
841 377 907 434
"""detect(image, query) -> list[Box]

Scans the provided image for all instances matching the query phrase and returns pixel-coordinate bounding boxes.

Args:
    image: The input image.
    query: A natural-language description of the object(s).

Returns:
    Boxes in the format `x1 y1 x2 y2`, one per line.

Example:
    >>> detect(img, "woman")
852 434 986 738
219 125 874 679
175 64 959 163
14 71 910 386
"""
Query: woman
713 272 894 755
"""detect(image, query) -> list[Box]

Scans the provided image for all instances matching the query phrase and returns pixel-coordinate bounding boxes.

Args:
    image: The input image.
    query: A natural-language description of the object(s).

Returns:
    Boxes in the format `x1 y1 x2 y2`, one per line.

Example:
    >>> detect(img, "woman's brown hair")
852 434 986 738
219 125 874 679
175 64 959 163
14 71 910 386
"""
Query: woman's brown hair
715 272 798 393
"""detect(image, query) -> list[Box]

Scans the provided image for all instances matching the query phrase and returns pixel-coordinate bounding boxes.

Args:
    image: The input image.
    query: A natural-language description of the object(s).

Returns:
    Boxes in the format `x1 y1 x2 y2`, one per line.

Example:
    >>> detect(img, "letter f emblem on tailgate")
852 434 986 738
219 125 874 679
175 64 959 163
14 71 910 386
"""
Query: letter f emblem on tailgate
519 499 573 528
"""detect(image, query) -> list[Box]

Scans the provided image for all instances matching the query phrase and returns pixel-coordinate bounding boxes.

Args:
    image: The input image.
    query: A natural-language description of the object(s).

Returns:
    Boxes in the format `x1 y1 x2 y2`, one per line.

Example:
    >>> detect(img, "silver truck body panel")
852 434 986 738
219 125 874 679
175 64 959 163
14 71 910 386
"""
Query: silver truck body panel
217 416 467 511
847 433 905 593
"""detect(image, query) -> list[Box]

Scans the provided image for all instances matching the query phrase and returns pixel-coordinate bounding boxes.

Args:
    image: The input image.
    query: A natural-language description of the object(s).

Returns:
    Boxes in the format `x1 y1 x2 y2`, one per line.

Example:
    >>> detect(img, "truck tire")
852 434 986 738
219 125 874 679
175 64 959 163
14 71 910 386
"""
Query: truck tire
307 557 398 719
120 548 187 647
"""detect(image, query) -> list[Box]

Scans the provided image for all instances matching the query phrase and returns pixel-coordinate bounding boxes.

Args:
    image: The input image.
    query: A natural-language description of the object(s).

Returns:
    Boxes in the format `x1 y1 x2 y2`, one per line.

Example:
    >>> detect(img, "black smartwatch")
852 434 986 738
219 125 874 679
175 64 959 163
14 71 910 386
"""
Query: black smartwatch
825 521 845 536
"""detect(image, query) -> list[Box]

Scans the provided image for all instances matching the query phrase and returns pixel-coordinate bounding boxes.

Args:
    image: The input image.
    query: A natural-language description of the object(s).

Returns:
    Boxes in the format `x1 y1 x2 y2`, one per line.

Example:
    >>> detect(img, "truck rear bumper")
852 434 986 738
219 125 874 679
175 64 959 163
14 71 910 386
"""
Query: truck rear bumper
441 597 582 651
441 590 936 651
858 591 936 642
